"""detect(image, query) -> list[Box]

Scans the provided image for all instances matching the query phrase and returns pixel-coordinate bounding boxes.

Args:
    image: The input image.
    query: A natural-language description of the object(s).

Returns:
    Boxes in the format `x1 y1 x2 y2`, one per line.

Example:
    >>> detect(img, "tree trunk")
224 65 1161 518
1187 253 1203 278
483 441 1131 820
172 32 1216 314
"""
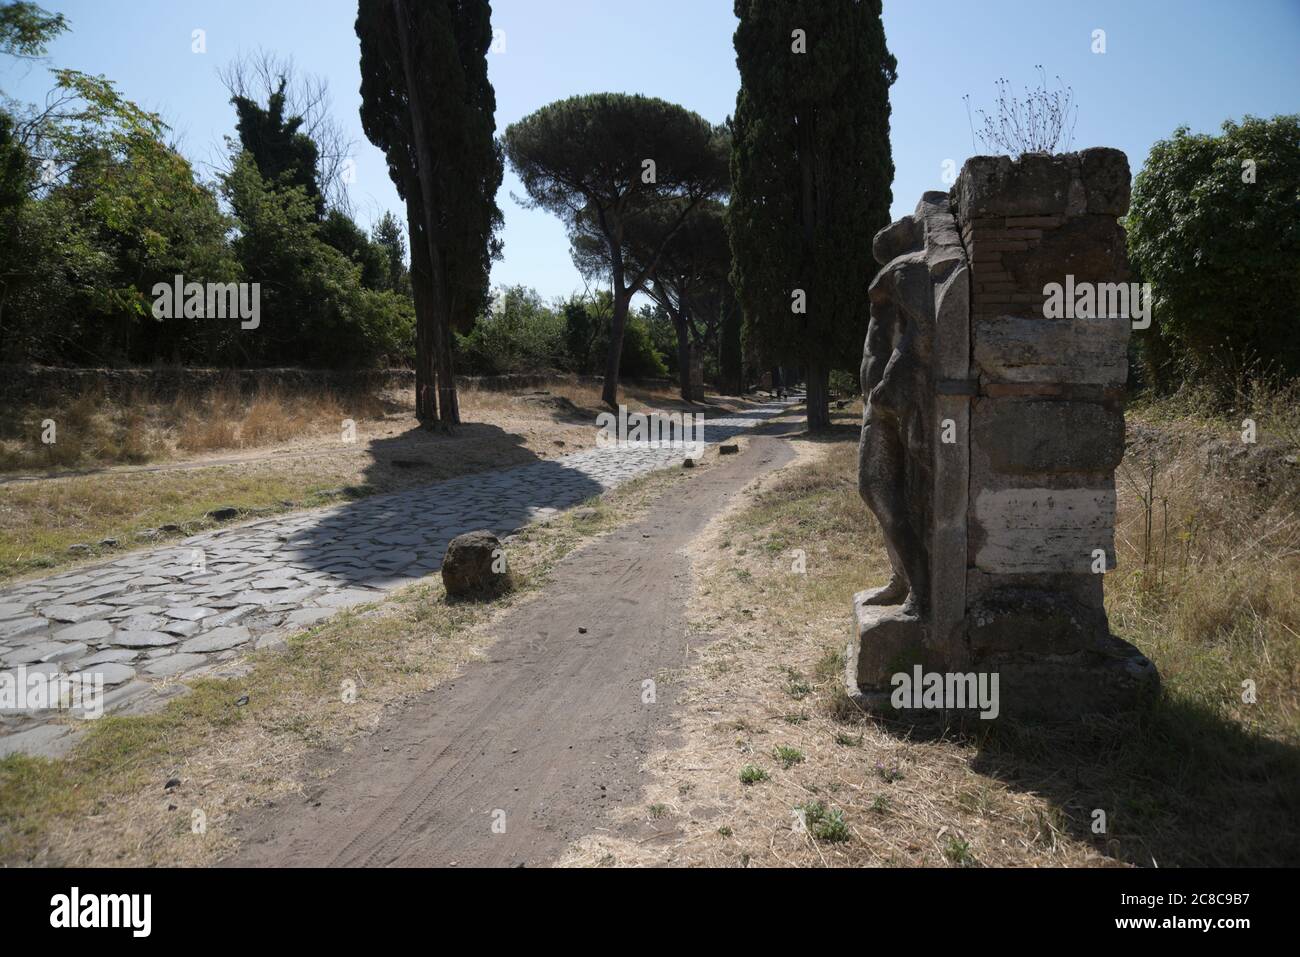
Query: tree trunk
435 249 460 425
406 207 438 425
805 360 831 431
719 301 742 395
675 318 693 401
652 279 694 402
393 0 457 429
600 286 630 408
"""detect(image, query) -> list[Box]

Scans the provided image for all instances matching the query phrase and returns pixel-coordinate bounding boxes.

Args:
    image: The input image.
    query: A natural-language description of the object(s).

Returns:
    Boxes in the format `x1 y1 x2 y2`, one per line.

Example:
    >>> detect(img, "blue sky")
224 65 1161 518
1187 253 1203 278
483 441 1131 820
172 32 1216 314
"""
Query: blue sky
3 0 1297 302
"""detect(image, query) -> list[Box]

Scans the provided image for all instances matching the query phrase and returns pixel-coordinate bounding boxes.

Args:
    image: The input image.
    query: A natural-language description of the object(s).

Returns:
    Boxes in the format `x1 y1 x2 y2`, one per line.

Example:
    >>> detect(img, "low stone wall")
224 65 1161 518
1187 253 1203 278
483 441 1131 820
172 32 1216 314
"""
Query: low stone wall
0 366 415 404
0 367 677 404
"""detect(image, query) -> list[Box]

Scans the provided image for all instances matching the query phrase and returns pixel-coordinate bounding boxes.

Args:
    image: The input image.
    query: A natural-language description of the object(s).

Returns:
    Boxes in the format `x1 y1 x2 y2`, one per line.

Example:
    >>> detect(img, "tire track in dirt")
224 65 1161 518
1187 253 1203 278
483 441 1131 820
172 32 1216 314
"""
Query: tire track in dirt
226 426 798 867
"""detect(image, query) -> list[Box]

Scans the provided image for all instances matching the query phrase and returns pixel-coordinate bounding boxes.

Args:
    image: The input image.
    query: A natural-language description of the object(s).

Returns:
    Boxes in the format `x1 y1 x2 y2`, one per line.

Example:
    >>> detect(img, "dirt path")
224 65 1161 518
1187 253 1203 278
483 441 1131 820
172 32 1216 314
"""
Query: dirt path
227 428 798 867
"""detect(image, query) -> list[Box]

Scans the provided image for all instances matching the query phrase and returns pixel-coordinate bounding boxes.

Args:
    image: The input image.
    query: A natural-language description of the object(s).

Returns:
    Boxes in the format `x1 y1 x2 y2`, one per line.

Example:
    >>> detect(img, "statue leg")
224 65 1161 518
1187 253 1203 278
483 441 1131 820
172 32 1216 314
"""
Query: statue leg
858 419 912 606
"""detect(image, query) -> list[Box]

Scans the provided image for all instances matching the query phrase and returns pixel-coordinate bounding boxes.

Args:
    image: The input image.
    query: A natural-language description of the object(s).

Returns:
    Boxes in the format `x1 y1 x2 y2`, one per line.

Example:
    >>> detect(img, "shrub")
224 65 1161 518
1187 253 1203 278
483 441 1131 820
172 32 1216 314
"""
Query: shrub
455 285 565 375
1127 115 1300 397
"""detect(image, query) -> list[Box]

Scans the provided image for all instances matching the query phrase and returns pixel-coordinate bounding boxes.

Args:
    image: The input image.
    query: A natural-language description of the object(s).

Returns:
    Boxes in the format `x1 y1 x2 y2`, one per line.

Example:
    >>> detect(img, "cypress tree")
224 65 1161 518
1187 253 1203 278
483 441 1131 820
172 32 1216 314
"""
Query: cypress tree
730 0 896 430
356 0 503 426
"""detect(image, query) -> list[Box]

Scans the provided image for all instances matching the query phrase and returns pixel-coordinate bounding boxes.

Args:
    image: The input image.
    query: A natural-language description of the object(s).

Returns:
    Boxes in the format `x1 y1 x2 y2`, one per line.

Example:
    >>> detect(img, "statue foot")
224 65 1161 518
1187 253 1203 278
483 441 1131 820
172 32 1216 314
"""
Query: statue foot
860 576 908 606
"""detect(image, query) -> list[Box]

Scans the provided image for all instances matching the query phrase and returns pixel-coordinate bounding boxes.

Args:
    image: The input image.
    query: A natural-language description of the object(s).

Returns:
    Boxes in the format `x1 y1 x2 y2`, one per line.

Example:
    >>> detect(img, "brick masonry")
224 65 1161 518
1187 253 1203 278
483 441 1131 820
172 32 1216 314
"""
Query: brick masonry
954 151 1132 615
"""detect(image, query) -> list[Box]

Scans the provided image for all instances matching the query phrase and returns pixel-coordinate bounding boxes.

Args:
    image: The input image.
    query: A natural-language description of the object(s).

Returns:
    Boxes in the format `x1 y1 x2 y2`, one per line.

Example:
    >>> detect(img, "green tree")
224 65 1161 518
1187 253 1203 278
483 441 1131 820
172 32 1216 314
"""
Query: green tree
1127 114 1300 393
223 152 411 367
574 197 734 401
0 111 27 211
219 50 357 215
561 293 607 375
230 76 324 218
646 202 732 401
504 93 728 407
455 285 564 375
371 210 411 295
357 0 503 427
320 209 388 290
2 70 239 362
730 0 896 429
616 307 670 380
0 1 65 58
642 302 679 377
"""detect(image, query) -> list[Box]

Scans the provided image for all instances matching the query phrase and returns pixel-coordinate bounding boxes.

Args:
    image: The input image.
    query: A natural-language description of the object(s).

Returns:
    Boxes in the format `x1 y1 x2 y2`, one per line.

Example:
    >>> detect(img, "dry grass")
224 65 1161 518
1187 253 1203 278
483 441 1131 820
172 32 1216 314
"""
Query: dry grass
0 453 716 866
1130 373 1300 451
560 402 1300 869
0 376 714 474
174 383 391 453
0 376 744 582
0 381 391 470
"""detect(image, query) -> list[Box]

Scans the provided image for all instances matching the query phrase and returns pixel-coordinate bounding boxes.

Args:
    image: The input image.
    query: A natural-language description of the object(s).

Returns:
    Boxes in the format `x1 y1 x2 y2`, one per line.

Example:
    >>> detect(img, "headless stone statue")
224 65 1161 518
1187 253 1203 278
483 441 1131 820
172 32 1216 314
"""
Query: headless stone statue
858 214 934 616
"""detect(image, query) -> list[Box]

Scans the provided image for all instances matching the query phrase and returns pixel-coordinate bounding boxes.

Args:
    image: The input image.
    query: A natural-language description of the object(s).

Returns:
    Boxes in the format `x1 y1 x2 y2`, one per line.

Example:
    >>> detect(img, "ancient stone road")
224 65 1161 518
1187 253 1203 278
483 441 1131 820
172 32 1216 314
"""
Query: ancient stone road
0 402 794 757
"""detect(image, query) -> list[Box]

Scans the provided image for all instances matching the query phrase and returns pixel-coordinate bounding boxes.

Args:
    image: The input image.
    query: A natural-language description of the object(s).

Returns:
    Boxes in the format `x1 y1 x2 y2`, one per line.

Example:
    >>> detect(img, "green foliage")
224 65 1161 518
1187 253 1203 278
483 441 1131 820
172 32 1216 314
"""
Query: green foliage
505 94 727 233
829 369 857 396
0 23 416 369
357 0 503 422
641 303 679 375
730 0 895 420
943 835 975 865
230 77 323 218
0 1 65 57
1127 115 1300 394
223 152 412 367
357 0 503 334
562 295 603 375
455 285 565 375
456 287 668 380
614 309 670 379
320 209 387 291
589 197 735 397
1 71 243 363
798 801 850 843
370 210 411 296
0 111 28 210
504 92 728 401
773 745 805 768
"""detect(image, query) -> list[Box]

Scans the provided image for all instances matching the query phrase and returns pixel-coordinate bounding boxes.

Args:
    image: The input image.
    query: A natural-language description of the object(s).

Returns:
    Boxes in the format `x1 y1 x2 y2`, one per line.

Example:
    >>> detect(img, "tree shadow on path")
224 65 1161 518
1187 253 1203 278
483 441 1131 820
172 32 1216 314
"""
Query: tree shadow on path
283 401 798 591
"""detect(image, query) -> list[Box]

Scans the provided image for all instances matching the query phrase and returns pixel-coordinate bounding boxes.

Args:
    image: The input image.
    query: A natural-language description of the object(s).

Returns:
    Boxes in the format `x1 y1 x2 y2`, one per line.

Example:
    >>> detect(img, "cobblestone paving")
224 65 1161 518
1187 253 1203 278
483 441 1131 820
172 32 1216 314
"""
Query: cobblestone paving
0 402 795 756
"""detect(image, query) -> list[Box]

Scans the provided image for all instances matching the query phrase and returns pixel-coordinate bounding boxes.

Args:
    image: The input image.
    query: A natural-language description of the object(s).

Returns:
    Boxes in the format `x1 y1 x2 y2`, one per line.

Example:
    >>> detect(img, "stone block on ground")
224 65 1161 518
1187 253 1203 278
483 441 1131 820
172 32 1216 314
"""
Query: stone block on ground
845 595 933 695
441 531 508 599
